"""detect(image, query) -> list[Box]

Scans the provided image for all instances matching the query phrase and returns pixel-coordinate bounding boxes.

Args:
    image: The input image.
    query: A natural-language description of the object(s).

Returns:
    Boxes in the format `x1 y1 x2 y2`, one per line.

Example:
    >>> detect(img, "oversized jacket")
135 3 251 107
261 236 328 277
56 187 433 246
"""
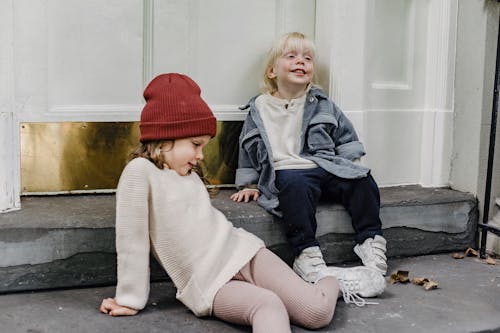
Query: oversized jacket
235 86 370 217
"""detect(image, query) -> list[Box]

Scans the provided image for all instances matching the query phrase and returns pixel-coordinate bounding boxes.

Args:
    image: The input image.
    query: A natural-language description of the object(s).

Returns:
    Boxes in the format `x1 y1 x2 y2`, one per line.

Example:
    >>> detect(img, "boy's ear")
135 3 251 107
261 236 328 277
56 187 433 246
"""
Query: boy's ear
267 66 277 79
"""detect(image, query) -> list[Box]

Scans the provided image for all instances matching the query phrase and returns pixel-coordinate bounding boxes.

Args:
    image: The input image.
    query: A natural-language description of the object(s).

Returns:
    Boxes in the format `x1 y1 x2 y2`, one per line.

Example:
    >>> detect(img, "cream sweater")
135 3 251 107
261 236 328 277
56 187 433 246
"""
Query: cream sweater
256 93 317 170
114 157 264 316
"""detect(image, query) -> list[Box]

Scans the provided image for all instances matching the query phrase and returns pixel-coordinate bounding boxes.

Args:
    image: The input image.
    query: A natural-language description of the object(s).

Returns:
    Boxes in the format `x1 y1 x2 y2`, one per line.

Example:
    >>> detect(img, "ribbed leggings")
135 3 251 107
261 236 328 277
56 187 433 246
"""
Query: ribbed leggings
213 248 339 333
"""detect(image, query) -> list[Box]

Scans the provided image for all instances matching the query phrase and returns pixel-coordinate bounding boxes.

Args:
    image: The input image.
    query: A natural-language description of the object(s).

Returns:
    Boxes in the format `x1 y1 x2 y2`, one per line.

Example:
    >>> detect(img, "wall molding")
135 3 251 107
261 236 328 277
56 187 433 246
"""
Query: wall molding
371 0 416 91
25 104 250 122
425 0 455 109
275 0 287 36
421 0 457 186
186 0 200 76
0 0 20 212
0 112 20 212
142 0 154 86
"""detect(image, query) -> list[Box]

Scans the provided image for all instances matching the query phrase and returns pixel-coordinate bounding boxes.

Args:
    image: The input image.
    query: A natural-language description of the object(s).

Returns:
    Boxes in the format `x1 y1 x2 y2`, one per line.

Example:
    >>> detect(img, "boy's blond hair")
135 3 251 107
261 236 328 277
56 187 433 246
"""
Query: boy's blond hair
260 32 316 94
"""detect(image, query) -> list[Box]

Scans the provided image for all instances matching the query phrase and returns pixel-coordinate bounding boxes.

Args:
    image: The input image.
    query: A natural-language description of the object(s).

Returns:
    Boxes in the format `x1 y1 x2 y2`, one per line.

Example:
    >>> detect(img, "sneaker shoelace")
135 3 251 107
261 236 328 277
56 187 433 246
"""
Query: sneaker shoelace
338 280 379 307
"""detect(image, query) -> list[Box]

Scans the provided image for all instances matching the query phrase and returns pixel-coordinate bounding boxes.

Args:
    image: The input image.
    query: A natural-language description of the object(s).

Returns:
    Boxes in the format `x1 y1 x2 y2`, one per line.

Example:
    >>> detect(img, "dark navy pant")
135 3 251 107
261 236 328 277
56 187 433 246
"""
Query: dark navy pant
275 167 383 256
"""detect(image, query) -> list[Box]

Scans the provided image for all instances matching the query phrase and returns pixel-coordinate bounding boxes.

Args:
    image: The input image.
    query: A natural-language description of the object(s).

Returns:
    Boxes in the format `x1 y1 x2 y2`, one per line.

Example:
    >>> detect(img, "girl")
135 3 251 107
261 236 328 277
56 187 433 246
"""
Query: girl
231 32 387 297
99 73 340 332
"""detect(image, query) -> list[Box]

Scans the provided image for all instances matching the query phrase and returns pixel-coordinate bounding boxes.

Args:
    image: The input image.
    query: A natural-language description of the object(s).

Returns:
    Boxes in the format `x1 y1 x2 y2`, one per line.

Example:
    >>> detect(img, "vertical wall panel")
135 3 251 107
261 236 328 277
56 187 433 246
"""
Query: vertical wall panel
152 1 195 78
153 0 315 107
47 0 143 107
0 0 20 212
316 0 456 186
0 113 18 212
370 0 413 87
196 0 276 104
365 0 426 109
364 111 423 185
14 0 49 119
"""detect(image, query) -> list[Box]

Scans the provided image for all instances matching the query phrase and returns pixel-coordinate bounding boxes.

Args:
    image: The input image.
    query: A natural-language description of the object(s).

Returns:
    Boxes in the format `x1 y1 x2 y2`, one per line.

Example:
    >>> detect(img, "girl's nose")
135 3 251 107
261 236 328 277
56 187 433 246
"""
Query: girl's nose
196 150 204 160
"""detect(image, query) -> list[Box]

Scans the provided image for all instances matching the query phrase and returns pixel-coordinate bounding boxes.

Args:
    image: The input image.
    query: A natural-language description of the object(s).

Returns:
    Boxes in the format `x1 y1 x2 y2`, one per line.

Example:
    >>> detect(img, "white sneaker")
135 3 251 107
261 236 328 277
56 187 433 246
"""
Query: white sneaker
354 235 388 275
293 246 327 283
317 266 386 306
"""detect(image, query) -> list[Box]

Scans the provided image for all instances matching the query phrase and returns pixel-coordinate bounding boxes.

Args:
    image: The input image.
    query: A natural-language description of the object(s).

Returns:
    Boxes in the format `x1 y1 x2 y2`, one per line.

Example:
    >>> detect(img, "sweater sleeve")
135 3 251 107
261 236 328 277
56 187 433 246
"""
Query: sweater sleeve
114 159 151 310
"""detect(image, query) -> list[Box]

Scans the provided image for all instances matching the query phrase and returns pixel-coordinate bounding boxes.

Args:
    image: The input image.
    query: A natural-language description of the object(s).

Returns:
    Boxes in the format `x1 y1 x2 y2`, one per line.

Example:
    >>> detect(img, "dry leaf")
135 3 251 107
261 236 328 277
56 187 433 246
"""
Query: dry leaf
390 270 410 284
423 280 439 290
485 256 496 265
412 277 428 285
412 277 438 290
465 247 479 257
452 252 465 259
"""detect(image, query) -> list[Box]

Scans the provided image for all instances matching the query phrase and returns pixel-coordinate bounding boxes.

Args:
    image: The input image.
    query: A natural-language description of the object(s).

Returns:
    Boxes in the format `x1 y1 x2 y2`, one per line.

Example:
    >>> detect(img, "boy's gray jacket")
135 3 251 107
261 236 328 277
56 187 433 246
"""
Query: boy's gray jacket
235 86 370 217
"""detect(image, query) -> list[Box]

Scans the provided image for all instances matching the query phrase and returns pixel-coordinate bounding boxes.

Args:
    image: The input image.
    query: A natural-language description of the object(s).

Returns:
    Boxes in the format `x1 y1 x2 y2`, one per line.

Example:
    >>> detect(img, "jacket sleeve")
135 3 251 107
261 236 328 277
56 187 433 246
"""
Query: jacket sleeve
332 103 366 161
114 160 151 310
234 115 260 188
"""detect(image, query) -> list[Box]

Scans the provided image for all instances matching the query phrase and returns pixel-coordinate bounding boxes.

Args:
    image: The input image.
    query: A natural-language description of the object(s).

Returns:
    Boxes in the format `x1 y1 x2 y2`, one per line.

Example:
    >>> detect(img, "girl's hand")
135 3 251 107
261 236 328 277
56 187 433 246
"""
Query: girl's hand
100 298 138 317
230 189 259 203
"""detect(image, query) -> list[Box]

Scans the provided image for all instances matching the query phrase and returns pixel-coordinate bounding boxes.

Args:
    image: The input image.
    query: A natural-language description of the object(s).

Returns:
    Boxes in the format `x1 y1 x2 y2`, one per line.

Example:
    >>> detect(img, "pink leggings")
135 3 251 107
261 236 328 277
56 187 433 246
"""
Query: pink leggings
213 248 339 333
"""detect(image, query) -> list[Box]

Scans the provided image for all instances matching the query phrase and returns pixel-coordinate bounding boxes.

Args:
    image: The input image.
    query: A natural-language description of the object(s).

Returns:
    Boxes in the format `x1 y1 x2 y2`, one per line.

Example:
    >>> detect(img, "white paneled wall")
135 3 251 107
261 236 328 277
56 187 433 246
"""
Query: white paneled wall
315 0 457 187
1 0 461 211
152 0 315 113
15 0 315 123
0 0 20 212
47 0 144 110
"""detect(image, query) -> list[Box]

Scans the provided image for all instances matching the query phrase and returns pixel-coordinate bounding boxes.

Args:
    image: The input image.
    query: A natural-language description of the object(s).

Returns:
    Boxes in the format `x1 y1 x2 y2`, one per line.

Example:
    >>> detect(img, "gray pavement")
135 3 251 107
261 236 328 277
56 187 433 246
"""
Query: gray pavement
1 253 499 333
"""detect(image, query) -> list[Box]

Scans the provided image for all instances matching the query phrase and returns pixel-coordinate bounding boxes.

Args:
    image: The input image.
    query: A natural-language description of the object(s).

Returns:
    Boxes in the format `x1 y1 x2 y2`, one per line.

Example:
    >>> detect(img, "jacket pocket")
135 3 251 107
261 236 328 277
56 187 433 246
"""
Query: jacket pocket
176 276 211 317
306 114 338 152
241 128 267 170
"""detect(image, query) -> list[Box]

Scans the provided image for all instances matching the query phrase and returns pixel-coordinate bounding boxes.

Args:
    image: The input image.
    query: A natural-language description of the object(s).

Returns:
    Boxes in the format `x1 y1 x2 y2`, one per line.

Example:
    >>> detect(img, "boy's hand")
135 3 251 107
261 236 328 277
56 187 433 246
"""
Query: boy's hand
100 298 138 316
230 189 259 203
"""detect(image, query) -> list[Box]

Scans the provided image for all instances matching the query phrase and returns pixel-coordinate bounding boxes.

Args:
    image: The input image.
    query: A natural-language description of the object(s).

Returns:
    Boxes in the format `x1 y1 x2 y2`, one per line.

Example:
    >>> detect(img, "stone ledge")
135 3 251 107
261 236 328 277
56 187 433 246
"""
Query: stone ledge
0 185 477 293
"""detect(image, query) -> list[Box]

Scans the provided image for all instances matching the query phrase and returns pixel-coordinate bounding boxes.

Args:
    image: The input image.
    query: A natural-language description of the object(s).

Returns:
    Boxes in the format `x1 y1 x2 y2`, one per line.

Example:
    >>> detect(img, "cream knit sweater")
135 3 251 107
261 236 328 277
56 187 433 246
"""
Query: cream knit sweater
255 92 317 170
114 157 264 316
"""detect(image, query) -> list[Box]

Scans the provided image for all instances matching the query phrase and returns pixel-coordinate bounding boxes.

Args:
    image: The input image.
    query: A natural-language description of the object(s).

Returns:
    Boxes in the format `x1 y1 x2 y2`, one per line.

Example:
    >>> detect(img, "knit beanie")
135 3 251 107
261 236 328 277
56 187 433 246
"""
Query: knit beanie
139 73 217 142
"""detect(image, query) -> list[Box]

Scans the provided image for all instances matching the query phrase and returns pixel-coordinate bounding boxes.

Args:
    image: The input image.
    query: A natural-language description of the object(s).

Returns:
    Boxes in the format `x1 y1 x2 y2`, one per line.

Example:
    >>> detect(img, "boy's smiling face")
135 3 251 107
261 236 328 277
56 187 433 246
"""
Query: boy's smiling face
268 45 314 93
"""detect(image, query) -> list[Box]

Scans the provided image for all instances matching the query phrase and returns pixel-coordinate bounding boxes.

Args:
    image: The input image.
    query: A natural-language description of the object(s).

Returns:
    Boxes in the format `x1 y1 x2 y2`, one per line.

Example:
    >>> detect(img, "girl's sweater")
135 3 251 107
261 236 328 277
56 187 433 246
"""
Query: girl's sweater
114 157 265 316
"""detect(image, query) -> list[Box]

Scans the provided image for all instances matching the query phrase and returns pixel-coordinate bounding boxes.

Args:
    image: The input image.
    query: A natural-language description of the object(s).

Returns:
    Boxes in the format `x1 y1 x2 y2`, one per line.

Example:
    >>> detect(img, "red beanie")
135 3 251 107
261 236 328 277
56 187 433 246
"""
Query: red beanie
139 73 217 143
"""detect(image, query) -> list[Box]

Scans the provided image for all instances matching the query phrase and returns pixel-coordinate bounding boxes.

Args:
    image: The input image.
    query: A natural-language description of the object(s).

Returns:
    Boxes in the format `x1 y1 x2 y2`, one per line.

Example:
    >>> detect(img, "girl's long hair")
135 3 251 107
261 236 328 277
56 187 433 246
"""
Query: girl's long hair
129 140 169 169
129 140 216 195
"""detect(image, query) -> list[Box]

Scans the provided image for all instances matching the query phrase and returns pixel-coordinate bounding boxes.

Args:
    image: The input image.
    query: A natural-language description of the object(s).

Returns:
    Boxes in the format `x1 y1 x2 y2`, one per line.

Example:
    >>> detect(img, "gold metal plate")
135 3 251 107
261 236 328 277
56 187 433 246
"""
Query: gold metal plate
20 121 242 194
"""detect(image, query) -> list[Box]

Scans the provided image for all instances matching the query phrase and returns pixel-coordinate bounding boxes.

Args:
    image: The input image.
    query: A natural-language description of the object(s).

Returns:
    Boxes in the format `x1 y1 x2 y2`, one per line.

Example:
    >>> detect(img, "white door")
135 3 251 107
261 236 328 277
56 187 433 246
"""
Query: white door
0 0 459 212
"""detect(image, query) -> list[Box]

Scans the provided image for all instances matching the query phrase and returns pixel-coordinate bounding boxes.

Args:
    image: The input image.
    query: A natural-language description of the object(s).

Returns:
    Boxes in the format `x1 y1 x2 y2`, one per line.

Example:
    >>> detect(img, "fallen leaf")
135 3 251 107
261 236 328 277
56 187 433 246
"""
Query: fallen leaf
412 277 439 290
390 270 410 284
485 256 496 265
412 277 428 285
452 252 465 259
465 247 479 257
423 280 439 290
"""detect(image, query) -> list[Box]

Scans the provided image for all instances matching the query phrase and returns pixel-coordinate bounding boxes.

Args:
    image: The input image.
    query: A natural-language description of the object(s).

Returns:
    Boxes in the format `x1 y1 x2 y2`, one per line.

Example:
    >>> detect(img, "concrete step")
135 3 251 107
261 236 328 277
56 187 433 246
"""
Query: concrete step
0 185 477 293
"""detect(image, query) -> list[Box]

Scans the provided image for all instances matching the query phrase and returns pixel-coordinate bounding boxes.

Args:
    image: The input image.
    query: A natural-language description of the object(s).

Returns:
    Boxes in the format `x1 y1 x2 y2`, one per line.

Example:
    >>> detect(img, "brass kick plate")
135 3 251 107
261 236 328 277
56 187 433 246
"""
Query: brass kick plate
20 121 242 194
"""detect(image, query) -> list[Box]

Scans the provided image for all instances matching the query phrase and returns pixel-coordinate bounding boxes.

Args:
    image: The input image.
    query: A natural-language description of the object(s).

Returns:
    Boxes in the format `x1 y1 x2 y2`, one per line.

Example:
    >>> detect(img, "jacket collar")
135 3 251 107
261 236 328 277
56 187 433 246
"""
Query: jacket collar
240 85 328 110
307 85 328 101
